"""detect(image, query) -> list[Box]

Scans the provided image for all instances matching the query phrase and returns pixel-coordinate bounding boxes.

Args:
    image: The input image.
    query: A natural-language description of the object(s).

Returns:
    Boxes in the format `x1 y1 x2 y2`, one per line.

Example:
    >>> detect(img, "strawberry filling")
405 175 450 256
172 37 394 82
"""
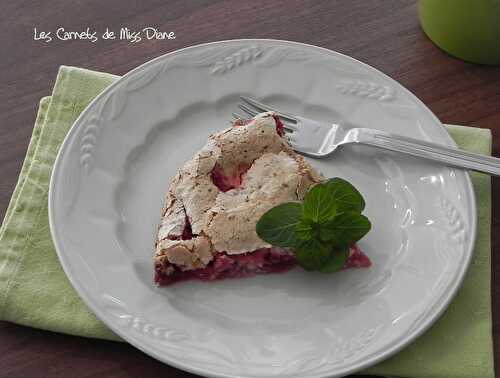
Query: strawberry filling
165 217 193 241
233 118 253 127
181 217 193 240
155 248 297 286
343 244 371 268
211 163 250 192
155 245 371 286
272 114 285 137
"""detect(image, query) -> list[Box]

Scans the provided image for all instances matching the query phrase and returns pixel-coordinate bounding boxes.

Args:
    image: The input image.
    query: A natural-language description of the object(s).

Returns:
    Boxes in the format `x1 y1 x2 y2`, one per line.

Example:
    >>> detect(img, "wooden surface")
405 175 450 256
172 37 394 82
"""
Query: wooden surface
1 0 499 377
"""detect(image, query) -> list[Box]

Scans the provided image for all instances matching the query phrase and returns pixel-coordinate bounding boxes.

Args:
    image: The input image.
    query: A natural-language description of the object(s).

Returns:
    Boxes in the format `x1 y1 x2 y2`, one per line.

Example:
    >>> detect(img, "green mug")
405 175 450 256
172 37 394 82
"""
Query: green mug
419 0 500 65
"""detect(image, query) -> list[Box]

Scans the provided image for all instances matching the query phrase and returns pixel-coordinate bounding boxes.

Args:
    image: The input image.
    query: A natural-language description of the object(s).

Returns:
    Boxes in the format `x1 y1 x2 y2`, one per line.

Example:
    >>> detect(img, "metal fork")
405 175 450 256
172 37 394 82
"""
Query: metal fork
234 96 500 176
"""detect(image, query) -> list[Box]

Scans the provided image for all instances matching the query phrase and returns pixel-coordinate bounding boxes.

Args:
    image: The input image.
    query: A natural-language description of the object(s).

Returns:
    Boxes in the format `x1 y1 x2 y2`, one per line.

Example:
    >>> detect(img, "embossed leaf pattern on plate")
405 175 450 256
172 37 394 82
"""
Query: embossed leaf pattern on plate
438 194 467 244
210 46 262 74
101 294 191 342
337 80 395 101
80 116 101 175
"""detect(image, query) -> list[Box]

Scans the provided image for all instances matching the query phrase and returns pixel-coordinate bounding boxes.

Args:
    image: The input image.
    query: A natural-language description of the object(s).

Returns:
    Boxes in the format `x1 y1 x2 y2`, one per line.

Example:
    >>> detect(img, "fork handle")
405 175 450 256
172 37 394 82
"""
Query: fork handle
356 129 500 176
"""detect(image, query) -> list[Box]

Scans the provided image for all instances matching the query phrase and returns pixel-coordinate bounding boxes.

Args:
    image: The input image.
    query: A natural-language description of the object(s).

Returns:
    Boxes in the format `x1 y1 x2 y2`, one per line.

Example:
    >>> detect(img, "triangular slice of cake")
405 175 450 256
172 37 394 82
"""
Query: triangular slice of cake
154 113 371 285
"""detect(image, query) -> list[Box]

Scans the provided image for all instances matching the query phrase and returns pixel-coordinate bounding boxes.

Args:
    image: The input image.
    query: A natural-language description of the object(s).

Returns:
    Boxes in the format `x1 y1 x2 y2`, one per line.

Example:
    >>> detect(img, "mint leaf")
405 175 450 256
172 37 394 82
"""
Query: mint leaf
295 219 314 240
302 178 365 223
256 202 302 247
295 238 331 271
255 176 371 273
326 178 365 213
320 247 350 273
302 183 337 223
320 211 371 247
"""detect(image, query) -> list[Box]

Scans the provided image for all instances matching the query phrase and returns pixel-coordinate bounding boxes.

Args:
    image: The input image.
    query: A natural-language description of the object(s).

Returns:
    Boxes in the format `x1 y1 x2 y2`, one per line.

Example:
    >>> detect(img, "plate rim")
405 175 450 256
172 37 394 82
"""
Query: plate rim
48 38 477 378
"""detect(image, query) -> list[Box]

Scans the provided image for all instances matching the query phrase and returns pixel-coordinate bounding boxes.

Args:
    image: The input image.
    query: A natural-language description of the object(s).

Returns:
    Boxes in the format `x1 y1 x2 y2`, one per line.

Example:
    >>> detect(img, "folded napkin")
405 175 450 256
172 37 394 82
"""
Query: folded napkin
0 66 494 377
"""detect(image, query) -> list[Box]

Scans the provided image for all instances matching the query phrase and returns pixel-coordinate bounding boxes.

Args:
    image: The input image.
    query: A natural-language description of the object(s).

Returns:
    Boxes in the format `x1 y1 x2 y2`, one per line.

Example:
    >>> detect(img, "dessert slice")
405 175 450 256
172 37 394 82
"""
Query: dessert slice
154 113 371 286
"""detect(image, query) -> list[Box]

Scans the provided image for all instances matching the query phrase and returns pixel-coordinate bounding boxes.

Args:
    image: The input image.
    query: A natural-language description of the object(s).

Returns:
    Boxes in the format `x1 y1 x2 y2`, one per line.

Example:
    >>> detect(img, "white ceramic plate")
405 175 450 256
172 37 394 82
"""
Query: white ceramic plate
49 40 476 378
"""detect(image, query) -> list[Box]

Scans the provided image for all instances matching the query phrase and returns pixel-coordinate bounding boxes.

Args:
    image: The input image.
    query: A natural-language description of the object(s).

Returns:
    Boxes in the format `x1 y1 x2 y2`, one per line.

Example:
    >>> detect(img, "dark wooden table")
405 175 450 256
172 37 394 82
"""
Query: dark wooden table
1 1 499 377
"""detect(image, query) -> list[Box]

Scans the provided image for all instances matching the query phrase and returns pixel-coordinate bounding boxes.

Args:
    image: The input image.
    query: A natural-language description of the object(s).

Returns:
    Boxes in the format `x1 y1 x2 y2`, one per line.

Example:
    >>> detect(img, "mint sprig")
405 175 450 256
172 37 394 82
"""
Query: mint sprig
320 211 371 248
254 202 302 247
256 178 371 272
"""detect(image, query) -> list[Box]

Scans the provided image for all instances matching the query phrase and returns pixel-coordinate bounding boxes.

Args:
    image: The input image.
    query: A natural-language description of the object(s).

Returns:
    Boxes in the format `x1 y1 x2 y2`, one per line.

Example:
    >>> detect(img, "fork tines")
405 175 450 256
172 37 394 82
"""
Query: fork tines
237 96 297 125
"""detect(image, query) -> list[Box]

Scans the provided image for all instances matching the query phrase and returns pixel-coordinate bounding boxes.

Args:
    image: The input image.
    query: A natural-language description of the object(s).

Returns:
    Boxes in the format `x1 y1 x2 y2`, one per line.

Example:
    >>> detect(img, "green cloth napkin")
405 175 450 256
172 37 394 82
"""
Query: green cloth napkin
0 66 494 377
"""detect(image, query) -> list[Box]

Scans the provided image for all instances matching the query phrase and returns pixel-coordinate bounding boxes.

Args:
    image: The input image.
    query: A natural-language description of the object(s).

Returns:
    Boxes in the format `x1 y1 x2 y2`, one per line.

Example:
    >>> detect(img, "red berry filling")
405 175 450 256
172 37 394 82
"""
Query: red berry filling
272 114 285 137
211 163 250 192
343 244 372 269
233 119 253 127
155 248 297 286
181 217 193 240
165 216 194 241
155 245 371 286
